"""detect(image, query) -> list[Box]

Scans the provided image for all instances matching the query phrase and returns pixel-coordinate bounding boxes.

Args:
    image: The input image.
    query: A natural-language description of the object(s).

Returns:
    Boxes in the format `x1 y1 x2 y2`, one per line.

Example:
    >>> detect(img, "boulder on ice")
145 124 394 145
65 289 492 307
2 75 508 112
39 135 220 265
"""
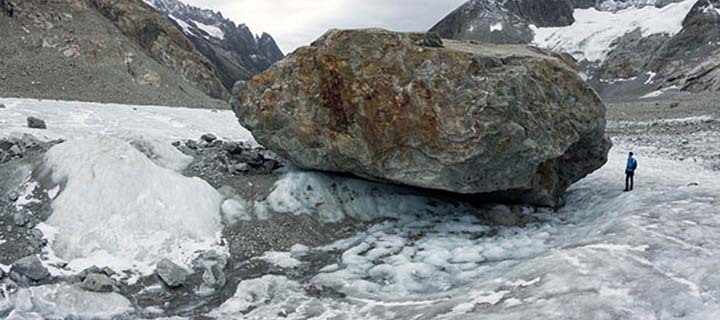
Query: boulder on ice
232 29 611 207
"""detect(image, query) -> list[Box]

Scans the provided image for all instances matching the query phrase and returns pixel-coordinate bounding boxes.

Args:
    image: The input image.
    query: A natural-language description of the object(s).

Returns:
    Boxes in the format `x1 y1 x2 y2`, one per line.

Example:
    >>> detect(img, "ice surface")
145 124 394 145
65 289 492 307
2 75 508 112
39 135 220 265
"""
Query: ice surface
258 171 460 222
0 98 257 146
41 136 224 277
212 148 720 319
531 0 697 62
6 284 132 319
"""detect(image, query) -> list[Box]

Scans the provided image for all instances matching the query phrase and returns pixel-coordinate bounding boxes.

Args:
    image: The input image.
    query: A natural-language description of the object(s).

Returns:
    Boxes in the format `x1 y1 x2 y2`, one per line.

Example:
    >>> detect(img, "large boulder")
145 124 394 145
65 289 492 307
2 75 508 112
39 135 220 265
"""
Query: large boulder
232 29 611 207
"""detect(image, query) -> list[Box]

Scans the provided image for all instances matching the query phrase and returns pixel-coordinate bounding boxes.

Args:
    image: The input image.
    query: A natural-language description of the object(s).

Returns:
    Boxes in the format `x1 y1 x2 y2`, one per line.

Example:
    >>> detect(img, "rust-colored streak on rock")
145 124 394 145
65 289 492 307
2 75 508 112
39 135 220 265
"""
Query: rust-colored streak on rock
317 54 351 134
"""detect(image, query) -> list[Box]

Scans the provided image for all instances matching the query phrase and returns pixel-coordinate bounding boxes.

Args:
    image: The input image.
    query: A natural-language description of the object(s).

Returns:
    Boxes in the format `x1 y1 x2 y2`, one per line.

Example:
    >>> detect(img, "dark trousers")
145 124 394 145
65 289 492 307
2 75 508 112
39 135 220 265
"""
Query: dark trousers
625 172 634 191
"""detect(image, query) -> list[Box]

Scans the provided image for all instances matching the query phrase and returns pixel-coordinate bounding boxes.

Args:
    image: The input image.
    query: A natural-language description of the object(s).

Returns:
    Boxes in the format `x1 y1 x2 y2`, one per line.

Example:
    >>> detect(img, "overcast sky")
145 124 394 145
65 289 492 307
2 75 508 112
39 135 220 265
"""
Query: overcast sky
182 0 467 53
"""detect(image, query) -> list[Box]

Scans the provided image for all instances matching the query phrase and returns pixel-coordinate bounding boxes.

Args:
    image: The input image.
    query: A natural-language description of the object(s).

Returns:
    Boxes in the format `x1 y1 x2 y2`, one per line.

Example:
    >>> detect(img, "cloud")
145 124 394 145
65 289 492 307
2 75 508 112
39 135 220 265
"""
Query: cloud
182 0 467 53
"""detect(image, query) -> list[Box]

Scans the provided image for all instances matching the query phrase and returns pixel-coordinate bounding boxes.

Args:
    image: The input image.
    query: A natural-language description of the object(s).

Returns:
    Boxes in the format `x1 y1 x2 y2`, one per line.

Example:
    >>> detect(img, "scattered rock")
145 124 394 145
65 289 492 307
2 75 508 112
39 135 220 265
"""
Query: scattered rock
101 267 116 277
688 182 700 187
13 212 30 227
0 103 5 108
26 117 47 129
304 283 346 299
7 192 19 202
156 259 189 287
201 265 226 289
81 273 115 292
233 163 250 173
9 145 22 156
201 133 218 143
233 29 611 207
11 255 50 281
670 102 680 109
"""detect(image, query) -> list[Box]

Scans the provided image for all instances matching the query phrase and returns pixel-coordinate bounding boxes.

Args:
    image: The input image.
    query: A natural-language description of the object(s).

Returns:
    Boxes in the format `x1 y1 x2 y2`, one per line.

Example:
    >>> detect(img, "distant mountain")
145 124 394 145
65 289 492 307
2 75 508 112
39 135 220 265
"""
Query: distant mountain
144 0 284 90
431 0 719 100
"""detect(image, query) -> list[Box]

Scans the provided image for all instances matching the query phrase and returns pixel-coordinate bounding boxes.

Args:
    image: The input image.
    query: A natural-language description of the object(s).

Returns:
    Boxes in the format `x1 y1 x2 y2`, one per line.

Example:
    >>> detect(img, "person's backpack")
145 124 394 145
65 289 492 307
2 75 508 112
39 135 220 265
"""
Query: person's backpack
631 159 638 171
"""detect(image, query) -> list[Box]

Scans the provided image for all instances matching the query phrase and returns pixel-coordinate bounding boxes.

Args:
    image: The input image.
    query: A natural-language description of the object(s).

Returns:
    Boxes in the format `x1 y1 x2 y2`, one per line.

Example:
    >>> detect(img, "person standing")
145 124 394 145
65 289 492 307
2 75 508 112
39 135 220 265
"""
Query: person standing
624 152 638 192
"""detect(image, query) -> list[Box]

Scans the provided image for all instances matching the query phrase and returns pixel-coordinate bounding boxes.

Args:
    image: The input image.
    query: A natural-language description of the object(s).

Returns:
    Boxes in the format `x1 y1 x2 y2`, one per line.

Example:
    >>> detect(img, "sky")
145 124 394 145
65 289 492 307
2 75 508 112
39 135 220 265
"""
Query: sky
182 0 468 53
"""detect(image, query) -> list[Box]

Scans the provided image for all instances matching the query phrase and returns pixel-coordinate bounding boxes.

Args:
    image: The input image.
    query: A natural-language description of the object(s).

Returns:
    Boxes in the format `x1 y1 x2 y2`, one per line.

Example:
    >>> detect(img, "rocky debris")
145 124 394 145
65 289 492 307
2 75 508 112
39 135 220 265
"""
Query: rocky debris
193 251 227 290
156 259 189 287
26 116 47 129
13 212 30 227
233 29 611 207
0 134 62 163
81 273 115 292
0 103 6 108
177 136 285 187
304 283 347 299
10 255 50 282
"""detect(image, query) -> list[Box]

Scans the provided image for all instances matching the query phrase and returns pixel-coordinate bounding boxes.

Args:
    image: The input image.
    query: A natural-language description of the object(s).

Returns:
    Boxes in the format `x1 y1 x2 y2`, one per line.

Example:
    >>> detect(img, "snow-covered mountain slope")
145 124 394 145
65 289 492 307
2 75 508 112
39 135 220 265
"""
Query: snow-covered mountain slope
144 0 284 90
432 0 720 99
531 0 696 63
3 97 720 318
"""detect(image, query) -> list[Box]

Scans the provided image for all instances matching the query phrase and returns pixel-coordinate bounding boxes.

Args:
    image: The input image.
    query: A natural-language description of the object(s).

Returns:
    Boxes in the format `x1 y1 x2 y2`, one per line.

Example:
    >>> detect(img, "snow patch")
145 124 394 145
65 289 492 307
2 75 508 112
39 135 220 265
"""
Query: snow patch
490 22 503 32
640 85 679 98
169 15 193 35
192 20 225 39
531 0 698 62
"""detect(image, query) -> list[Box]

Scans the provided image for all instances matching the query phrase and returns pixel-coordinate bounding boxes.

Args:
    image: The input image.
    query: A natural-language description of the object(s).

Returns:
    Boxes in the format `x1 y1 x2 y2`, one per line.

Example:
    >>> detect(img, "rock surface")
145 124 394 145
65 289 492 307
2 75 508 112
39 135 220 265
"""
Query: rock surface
26 116 47 129
81 273 115 293
156 259 189 287
233 29 611 207
11 255 50 281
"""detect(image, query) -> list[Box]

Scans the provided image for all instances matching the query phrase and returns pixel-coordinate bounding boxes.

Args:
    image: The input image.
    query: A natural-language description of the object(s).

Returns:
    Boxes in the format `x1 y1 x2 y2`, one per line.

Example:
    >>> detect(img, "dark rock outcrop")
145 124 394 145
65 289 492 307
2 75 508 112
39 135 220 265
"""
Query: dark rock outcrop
233 29 611 207
146 0 284 90
430 0 575 45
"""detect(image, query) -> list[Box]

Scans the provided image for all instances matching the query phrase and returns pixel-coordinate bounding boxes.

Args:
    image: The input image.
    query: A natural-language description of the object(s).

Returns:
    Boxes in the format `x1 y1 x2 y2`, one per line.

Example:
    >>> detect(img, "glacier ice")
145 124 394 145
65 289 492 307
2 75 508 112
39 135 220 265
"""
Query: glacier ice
6 284 132 320
41 136 224 276
211 149 720 319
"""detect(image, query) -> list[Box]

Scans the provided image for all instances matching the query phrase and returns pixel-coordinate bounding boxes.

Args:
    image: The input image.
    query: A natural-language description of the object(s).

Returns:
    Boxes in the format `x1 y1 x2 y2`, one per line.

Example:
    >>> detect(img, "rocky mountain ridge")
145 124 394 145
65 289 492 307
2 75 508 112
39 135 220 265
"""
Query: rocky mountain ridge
432 0 719 100
144 0 284 90
0 0 283 108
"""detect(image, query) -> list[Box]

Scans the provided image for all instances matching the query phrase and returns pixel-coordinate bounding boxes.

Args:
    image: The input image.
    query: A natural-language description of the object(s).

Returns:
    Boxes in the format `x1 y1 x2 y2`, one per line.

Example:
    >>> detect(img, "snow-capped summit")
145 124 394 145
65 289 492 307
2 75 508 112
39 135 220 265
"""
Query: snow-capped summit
431 0 720 99
144 0 284 90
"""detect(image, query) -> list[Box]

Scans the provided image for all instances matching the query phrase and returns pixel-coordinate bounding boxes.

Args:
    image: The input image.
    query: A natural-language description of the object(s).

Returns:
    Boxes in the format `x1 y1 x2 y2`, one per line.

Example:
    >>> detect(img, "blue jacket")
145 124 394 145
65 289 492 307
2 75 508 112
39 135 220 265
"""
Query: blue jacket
626 157 638 173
